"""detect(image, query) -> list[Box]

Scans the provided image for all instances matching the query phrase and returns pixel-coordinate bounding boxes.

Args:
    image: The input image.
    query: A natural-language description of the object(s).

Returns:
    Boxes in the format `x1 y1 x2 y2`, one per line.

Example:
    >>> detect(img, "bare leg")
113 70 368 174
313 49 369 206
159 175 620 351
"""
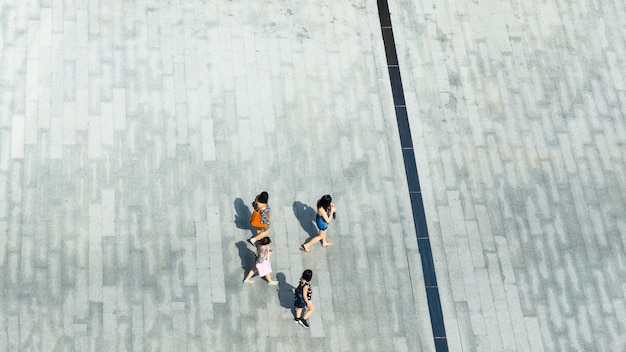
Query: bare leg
264 274 278 285
302 235 319 251
295 308 303 319
303 303 316 319
320 231 333 247
243 268 257 282
303 229 328 251
251 228 270 243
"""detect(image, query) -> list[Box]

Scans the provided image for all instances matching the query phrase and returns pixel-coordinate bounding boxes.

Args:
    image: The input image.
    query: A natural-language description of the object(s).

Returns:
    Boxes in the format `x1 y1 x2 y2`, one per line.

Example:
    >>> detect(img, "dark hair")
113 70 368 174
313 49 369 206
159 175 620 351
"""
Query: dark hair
258 191 269 203
301 269 313 282
317 195 332 210
257 237 271 246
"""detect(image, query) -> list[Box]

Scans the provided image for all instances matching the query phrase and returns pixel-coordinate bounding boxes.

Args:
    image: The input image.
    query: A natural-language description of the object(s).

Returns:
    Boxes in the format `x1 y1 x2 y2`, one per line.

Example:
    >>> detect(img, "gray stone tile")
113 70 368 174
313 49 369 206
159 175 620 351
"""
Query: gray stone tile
3 0 626 351
390 0 626 349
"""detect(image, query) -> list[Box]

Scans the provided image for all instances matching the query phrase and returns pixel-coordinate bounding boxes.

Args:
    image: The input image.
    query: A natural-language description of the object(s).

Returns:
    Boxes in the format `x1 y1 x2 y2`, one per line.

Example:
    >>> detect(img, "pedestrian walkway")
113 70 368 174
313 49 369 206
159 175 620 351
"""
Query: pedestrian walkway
387 0 626 350
1 0 625 351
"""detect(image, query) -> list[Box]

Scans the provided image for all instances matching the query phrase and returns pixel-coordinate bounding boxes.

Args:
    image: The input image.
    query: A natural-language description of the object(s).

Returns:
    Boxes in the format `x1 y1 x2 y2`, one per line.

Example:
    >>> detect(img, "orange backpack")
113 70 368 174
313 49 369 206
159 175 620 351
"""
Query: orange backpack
250 205 269 228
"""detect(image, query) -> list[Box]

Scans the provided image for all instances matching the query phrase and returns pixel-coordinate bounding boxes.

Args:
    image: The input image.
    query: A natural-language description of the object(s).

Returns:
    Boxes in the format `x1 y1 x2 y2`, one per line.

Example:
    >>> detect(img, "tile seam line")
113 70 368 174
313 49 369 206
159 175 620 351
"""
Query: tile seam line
376 1 449 351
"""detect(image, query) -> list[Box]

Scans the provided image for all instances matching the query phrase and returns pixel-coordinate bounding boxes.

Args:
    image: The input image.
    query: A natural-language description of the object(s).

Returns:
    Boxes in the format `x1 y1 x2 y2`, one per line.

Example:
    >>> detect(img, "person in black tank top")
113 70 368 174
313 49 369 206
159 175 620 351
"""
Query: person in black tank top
294 269 315 328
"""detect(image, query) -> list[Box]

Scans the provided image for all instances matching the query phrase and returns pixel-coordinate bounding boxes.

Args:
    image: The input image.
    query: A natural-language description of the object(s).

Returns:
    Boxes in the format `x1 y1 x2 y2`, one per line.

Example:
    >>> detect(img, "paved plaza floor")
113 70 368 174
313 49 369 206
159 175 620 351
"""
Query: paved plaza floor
1 0 625 351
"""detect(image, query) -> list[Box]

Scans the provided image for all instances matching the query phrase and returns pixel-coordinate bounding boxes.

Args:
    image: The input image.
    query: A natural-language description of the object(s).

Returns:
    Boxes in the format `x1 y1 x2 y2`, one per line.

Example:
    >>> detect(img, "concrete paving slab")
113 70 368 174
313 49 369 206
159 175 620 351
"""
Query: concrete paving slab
1 0 625 351
388 0 626 350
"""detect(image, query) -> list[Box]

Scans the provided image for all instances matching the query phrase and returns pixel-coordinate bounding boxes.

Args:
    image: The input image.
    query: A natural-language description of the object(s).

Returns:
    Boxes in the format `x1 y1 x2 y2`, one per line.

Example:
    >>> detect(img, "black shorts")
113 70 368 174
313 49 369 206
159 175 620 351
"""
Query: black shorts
294 295 306 308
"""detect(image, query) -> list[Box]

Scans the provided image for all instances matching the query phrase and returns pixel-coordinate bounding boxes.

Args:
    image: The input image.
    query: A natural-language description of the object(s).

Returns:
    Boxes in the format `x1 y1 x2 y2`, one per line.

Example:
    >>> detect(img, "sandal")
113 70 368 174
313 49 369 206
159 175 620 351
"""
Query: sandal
299 245 311 253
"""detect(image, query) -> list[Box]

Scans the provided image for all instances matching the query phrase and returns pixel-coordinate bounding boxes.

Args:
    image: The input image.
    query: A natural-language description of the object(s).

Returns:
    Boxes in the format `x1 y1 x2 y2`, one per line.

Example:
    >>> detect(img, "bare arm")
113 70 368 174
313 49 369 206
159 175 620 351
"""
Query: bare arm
303 285 311 305
318 203 336 223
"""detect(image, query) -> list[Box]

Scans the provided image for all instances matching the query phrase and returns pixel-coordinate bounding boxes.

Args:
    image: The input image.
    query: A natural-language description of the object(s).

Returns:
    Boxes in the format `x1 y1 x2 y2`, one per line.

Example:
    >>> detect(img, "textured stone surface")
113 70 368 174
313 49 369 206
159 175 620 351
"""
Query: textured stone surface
1 1 429 351
389 0 626 350
1 0 625 351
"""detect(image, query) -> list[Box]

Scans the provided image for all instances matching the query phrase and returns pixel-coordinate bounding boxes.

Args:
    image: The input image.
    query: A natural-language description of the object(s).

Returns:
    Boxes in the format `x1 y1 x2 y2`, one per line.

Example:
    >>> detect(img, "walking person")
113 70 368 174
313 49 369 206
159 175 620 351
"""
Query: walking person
242 237 278 285
300 195 336 252
248 191 270 246
294 269 315 328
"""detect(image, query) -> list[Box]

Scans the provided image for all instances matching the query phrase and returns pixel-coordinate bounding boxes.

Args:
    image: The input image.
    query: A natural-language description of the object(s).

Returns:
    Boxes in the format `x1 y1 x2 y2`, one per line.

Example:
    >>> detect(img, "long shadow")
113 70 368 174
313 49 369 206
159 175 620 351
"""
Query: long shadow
275 272 296 316
292 201 317 240
235 241 255 280
234 198 254 236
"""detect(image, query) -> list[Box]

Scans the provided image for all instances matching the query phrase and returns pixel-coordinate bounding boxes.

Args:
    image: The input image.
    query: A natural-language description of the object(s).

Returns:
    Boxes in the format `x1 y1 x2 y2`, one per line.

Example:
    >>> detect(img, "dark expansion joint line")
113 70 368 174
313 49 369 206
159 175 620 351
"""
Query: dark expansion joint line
376 1 449 351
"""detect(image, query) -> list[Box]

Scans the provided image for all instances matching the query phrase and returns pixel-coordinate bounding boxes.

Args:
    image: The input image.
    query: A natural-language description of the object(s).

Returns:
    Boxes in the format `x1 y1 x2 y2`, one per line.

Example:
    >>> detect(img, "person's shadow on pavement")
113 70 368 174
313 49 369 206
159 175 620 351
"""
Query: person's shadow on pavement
275 272 296 317
235 241 255 280
292 201 317 242
234 198 254 237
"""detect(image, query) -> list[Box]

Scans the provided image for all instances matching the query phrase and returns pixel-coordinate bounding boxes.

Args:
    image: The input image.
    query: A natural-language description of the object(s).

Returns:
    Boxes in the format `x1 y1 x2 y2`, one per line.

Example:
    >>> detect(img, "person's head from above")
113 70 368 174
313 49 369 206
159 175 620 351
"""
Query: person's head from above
258 191 269 203
301 269 313 282
317 194 332 209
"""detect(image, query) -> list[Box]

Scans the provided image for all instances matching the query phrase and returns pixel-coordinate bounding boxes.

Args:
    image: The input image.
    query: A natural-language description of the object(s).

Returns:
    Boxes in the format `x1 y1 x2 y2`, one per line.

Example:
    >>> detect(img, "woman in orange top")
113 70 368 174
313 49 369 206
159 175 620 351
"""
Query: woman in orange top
248 191 271 245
